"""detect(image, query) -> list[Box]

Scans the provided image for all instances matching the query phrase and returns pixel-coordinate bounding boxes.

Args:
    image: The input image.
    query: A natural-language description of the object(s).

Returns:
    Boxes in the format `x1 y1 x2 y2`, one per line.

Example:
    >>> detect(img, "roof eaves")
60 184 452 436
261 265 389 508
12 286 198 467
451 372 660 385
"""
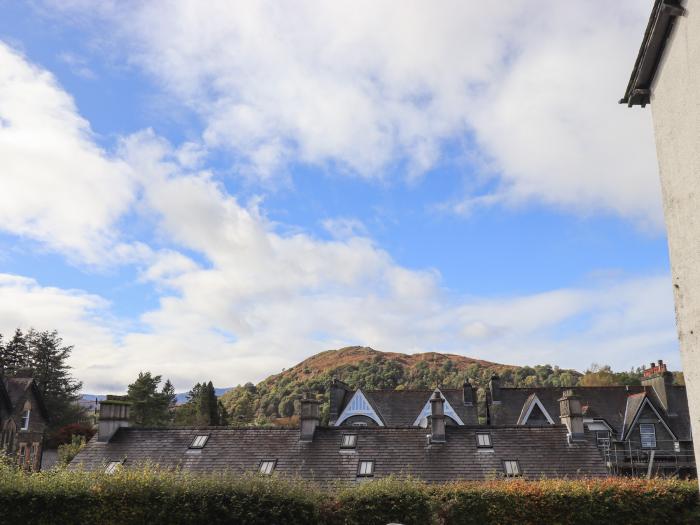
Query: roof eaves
620 0 686 107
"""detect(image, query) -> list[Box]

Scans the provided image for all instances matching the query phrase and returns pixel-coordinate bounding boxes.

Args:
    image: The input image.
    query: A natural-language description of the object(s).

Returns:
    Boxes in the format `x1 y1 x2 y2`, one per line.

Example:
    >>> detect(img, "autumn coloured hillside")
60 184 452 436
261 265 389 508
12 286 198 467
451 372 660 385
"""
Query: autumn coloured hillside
219 346 582 425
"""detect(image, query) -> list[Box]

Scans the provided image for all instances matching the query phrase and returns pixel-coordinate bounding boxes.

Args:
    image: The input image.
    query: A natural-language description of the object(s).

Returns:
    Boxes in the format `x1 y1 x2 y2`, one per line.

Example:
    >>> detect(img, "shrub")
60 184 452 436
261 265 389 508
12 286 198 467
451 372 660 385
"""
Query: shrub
0 467 696 525
56 435 86 467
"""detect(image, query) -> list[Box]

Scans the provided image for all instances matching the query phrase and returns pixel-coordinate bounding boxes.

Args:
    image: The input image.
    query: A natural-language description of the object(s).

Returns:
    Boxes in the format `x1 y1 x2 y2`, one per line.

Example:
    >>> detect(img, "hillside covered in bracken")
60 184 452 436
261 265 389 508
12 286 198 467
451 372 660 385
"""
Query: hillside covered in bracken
219 346 585 425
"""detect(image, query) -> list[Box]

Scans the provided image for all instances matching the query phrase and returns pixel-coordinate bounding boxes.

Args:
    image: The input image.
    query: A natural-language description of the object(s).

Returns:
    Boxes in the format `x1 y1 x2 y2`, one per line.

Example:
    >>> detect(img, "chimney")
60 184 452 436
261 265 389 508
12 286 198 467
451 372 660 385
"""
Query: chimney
329 378 351 425
558 389 585 442
489 374 501 404
642 359 675 413
429 390 446 443
462 380 475 406
299 396 321 442
98 395 131 442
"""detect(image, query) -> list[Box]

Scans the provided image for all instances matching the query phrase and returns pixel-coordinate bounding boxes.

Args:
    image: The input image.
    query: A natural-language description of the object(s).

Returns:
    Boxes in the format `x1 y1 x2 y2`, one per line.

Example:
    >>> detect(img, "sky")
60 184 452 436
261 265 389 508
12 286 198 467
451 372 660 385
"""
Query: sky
0 1 677 393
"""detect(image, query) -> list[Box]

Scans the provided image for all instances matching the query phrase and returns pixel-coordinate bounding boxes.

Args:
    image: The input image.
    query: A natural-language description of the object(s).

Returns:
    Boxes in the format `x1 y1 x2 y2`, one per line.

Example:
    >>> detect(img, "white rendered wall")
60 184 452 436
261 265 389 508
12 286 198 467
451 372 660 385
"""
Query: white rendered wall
650 1 700 467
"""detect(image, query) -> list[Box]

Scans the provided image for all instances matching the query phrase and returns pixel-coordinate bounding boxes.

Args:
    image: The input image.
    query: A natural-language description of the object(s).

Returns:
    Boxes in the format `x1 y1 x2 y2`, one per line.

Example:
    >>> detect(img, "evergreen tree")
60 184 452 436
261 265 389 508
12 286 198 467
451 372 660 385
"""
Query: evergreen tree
127 372 173 427
0 328 31 375
175 381 226 426
28 330 83 429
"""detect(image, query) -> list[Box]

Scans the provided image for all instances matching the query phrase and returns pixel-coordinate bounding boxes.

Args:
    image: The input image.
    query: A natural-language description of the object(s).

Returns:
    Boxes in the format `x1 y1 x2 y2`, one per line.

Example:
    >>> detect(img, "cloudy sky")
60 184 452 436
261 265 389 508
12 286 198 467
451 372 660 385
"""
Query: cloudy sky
0 1 676 393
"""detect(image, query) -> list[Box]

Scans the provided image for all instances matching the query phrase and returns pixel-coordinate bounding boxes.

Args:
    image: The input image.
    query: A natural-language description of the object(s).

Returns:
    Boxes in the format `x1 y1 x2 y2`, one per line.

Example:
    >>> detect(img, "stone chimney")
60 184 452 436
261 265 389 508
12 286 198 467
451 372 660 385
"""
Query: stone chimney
462 380 475 406
329 378 352 425
98 395 131 443
299 396 321 442
489 374 501 404
558 389 585 442
642 359 675 414
429 390 446 443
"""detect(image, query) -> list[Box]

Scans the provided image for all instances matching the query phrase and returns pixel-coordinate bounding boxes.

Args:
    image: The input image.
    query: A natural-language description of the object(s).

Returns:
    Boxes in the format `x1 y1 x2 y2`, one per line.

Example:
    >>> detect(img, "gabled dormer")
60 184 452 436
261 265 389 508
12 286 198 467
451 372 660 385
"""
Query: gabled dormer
413 388 464 427
517 393 555 426
334 389 385 427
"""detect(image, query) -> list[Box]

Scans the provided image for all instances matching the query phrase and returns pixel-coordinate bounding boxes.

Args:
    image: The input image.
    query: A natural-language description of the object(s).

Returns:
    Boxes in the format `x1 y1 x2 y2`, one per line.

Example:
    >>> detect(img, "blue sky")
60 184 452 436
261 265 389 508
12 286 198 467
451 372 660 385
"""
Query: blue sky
0 1 678 392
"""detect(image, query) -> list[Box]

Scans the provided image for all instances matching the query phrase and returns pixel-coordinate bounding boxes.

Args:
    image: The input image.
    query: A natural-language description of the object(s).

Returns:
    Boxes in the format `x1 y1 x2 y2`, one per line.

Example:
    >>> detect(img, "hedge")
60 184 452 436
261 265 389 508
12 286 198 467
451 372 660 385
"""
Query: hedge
0 463 697 525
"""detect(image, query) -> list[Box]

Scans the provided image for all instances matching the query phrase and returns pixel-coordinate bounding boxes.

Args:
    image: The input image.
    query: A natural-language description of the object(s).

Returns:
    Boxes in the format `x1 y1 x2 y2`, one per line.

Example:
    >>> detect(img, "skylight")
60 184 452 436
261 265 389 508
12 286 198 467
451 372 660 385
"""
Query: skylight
341 434 357 448
105 461 121 474
503 460 521 477
259 460 276 475
357 460 374 477
476 433 492 448
189 435 209 449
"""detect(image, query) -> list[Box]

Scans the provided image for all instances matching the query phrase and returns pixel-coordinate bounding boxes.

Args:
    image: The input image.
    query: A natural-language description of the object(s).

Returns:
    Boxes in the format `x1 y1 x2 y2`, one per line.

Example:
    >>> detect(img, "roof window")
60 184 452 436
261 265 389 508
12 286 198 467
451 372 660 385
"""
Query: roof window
476 433 492 448
503 460 521 477
341 434 357 449
105 461 122 474
357 460 375 477
189 435 209 449
259 459 277 475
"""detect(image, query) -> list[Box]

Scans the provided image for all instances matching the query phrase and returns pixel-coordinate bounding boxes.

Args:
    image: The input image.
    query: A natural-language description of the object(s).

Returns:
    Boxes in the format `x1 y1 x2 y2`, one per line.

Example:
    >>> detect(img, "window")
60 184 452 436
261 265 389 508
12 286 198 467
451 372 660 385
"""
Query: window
476 433 492 448
20 410 30 431
352 422 368 427
189 435 209 449
674 441 681 453
17 443 27 468
357 460 374 477
105 461 121 474
640 424 657 449
341 434 357 449
259 460 276 475
503 460 521 477
29 443 38 471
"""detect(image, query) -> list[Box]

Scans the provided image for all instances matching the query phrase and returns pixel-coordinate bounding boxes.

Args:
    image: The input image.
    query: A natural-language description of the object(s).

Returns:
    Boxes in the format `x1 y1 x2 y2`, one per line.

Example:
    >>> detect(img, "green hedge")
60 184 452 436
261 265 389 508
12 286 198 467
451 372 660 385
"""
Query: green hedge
0 464 697 525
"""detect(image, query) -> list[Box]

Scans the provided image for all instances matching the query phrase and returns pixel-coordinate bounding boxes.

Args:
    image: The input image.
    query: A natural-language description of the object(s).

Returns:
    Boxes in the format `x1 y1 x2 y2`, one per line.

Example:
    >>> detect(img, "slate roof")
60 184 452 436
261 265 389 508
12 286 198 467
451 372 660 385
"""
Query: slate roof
3 377 48 418
489 385 692 441
359 389 477 426
70 425 607 482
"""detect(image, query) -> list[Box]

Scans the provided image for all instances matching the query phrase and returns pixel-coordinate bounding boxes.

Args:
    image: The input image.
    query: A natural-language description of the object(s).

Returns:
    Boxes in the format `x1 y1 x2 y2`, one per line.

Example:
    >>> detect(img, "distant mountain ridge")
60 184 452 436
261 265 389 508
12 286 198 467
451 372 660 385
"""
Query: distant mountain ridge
218 346 581 425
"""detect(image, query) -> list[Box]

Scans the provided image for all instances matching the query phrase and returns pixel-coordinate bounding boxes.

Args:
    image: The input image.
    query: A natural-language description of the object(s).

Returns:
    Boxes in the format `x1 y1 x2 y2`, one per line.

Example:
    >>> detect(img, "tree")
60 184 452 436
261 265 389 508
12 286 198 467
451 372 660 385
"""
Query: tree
28 330 83 429
0 328 31 375
127 372 173 427
175 381 227 426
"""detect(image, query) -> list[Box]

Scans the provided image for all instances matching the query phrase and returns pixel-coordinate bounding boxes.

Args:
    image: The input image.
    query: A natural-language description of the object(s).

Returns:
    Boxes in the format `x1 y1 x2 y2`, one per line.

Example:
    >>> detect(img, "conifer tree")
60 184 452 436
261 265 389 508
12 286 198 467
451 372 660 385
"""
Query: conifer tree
0 328 31 375
127 372 173 427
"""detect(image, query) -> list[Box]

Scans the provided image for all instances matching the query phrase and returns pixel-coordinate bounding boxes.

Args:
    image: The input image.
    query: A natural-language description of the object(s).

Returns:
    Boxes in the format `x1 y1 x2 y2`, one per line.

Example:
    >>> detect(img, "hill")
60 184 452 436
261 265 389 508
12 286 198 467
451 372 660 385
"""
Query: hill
219 346 582 425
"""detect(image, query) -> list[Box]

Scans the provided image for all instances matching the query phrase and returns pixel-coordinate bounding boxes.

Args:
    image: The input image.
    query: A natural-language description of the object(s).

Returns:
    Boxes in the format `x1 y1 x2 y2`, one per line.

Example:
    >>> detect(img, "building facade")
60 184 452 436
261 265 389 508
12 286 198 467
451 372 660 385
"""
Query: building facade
621 0 700 480
486 361 695 477
0 375 48 471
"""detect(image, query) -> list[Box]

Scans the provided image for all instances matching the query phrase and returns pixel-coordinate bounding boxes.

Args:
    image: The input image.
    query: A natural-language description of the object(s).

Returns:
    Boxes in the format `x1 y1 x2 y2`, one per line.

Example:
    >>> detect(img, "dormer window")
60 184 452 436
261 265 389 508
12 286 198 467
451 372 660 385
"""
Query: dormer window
259 460 276 475
341 434 357 449
20 410 30 431
105 461 122 474
503 460 521 477
189 435 209 449
476 433 492 448
357 460 374 477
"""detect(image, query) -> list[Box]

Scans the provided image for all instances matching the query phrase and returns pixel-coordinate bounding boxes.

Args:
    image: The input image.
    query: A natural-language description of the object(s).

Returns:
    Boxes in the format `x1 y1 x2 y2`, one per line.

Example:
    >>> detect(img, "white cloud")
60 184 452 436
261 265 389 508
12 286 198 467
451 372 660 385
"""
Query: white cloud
0 42 137 264
46 0 662 224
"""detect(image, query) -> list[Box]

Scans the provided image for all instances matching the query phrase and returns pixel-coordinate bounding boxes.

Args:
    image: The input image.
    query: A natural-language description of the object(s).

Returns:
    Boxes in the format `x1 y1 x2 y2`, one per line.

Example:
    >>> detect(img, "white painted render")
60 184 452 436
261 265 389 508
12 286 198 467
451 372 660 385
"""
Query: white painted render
413 390 465 427
649 0 700 474
334 390 384 426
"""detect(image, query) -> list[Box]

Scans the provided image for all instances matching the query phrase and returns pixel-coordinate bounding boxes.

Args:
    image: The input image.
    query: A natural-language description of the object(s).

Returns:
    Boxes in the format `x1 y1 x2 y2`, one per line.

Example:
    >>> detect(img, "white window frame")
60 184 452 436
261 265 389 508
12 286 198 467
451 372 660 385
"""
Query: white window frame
105 461 122 474
476 433 492 448
357 460 375 477
20 410 30 431
639 424 657 449
341 434 357 449
259 460 277 475
189 435 209 449
503 460 521 477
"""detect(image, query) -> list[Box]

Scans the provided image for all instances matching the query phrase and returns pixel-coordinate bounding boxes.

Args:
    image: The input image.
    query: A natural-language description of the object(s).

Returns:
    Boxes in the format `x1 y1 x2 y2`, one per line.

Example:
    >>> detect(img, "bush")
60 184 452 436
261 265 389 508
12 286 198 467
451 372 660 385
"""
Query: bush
56 435 86 467
0 466 696 525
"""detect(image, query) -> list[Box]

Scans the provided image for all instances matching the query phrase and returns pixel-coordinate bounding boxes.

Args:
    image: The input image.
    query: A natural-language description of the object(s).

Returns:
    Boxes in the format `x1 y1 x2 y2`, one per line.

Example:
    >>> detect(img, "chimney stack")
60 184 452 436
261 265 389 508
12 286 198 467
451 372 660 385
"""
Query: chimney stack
462 380 475 406
558 389 585 442
642 359 675 413
429 390 446 443
489 374 501 404
98 395 131 442
299 396 321 442
329 378 351 425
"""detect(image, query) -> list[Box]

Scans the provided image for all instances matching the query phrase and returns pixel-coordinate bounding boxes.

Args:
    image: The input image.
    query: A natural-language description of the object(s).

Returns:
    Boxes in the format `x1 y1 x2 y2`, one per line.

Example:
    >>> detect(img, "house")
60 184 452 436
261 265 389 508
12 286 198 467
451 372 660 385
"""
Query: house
620 0 700 476
70 389 608 482
0 374 49 471
486 361 695 477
